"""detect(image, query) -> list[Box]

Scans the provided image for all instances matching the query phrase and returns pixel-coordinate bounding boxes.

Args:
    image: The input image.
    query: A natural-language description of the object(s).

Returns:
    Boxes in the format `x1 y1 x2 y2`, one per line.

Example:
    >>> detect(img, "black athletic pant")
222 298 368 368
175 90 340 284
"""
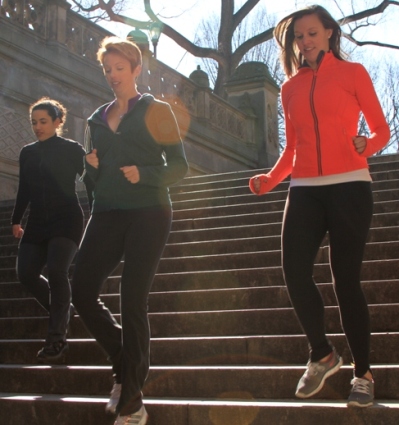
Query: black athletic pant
282 181 373 378
17 237 77 343
72 206 172 415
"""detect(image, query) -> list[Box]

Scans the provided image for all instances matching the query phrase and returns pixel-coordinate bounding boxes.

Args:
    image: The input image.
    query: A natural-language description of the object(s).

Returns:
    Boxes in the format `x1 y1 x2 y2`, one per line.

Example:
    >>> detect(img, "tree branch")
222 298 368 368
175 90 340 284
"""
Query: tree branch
232 0 260 32
338 0 399 25
69 0 103 13
232 27 275 67
343 33 399 50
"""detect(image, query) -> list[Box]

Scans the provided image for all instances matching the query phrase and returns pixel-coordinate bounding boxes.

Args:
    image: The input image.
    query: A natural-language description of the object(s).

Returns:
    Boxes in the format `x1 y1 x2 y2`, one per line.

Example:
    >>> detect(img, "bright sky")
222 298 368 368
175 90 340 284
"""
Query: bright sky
99 0 399 78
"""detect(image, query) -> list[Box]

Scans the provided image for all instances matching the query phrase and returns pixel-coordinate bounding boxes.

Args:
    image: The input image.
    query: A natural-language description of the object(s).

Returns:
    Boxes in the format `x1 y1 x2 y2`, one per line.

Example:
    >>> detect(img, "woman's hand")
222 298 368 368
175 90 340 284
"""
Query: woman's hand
120 165 140 184
352 136 367 154
86 149 99 169
12 224 24 239
252 176 262 194
249 174 268 195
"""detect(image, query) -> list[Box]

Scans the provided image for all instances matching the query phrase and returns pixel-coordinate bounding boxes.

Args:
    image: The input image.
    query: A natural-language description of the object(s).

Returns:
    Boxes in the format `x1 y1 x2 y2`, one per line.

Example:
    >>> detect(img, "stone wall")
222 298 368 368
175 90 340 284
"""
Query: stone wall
0 0 279 202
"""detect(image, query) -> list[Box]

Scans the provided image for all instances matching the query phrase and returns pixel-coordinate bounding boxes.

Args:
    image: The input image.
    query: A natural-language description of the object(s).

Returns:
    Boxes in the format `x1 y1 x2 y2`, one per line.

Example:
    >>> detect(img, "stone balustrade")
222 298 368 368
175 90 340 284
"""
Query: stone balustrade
0 0 254 148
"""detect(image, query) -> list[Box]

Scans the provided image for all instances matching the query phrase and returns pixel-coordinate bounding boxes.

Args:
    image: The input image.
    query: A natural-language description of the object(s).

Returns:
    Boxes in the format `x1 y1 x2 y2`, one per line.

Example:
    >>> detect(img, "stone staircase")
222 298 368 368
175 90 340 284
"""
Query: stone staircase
0 153 398 425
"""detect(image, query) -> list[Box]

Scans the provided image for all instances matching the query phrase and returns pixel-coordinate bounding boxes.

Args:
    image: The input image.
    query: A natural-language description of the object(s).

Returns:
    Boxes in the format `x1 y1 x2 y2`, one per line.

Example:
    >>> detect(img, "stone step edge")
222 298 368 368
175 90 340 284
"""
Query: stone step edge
1 258 398 281
170 187 399 208
2 279 398 301
171 177 399 196
170 208 399 224
0 393 398 409
1 331 397 343
154 259 399 277
0 302 398 319
1 364 398 372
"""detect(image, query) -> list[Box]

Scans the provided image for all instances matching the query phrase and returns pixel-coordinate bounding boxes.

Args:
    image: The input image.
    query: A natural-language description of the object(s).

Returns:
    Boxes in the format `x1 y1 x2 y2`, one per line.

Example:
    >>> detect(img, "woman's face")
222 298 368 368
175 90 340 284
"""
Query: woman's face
293 13 332 69
102 52 141 95
31 109 60 141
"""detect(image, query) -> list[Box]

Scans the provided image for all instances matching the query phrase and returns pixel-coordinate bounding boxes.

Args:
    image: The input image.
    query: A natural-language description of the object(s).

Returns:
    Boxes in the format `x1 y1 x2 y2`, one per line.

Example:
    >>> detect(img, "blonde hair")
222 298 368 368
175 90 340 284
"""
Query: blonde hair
274 4 344 78
97 36 142 71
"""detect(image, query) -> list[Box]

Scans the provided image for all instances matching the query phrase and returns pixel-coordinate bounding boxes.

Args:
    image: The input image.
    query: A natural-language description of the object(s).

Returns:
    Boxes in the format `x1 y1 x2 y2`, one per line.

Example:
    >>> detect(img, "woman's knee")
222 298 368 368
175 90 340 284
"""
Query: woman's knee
17 267 41 288
47 268 69 284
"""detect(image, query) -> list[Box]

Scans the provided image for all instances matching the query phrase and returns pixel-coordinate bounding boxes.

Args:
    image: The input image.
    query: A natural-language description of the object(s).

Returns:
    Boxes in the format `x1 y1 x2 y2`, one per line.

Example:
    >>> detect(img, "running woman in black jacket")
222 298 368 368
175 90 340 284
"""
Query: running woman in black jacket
11 97 93 362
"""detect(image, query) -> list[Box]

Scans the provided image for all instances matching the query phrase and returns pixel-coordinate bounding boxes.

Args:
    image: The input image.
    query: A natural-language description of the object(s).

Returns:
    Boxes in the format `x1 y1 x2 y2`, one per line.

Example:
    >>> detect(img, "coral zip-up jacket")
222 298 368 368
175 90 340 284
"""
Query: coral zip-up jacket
250 51 390 195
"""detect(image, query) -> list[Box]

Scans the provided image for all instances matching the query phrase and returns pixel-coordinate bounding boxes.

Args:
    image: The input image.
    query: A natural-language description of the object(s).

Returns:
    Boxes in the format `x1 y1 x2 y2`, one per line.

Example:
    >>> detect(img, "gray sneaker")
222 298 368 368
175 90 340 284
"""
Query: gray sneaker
347 377 374 407
295 349 343 398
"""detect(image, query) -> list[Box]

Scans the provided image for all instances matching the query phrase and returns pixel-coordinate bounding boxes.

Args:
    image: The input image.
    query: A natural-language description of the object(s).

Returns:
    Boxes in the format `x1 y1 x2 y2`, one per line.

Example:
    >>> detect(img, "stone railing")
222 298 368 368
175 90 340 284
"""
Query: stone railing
0 0 112 56
0 0 254 146
142 60 253 144
0 0 46 35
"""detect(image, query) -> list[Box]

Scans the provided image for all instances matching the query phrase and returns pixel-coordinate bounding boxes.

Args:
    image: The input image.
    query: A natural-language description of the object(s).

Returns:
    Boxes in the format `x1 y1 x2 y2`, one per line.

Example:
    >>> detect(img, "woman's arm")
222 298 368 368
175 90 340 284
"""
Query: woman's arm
11 149 30 226
249 86 295 195
74 141 95 210
354 64 390 157
134 102 189 187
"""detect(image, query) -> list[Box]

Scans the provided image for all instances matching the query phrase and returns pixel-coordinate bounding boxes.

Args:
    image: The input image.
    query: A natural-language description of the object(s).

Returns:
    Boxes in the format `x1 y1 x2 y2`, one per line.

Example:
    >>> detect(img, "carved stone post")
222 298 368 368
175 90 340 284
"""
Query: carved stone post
225 62 280 168
46 0 71 44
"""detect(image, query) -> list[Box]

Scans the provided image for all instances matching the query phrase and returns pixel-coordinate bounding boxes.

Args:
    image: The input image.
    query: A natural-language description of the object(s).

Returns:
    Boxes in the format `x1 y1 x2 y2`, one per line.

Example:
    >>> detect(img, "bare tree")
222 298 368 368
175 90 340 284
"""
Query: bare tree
190 1 399 153
70 0 399 97
368 61 399 153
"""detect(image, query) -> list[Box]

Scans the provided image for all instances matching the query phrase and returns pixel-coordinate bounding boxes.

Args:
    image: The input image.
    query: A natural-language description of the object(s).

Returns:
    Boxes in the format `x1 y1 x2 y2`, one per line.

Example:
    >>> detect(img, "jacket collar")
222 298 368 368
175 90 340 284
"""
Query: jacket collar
88 93 155 124
299 50 326 70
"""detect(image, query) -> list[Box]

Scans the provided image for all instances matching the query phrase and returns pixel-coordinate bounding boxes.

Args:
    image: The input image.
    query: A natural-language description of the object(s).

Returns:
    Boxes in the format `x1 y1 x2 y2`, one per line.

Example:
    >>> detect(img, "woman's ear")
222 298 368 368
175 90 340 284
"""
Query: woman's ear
54 117 62 129
133 64 142 79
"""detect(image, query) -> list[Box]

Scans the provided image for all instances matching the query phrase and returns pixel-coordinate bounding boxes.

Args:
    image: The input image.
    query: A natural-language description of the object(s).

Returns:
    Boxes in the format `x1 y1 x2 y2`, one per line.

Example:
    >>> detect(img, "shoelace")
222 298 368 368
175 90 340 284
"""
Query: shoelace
305 362 327 377
351 377 371 395
304 352 337 378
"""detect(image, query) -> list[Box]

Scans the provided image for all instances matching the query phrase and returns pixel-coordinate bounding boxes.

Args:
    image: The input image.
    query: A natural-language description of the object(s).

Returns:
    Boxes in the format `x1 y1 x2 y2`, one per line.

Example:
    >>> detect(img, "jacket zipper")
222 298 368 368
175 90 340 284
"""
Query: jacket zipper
39 145 49 221
309 68 323 176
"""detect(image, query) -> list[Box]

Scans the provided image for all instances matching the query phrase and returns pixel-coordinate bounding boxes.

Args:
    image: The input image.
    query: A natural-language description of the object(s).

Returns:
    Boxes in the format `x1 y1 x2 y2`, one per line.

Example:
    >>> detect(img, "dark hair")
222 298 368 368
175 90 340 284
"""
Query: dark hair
274 4 345 78
30 97 67 122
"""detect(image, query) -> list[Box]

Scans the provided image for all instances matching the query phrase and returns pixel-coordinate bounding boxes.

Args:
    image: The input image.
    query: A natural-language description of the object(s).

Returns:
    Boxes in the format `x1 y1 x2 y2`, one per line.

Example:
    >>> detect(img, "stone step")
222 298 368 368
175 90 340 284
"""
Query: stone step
0 197 397 239
0 239 396 274
170 187 399 211
171 177 399 204
0 303 397 340
2 279 398 317
165 225 398 256
0 394 397 425
169 165 399 195
154 240 399 273
1 258 398 291
1 332 398 366
1 211 399 251
0 364 398 401
167 156 399 189
170 199 399 232
168 211 398 244
1 224 397 260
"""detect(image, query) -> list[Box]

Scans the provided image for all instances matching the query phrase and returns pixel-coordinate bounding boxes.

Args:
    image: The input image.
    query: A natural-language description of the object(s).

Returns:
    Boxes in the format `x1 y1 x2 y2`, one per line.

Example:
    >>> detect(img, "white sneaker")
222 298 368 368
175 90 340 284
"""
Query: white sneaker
106 383 122 413
114 406 148 425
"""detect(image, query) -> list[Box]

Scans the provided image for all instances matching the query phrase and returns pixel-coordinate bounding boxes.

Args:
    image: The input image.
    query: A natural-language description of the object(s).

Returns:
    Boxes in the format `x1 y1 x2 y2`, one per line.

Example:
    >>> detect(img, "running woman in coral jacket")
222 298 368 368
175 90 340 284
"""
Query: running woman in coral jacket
249 5 390 407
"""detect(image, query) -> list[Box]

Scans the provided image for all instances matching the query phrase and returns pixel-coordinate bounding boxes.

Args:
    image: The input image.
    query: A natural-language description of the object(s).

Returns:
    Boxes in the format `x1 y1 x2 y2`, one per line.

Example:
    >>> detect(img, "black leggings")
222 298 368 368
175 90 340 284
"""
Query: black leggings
17 237 78 343
72 206 172 415
282 182 373 378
